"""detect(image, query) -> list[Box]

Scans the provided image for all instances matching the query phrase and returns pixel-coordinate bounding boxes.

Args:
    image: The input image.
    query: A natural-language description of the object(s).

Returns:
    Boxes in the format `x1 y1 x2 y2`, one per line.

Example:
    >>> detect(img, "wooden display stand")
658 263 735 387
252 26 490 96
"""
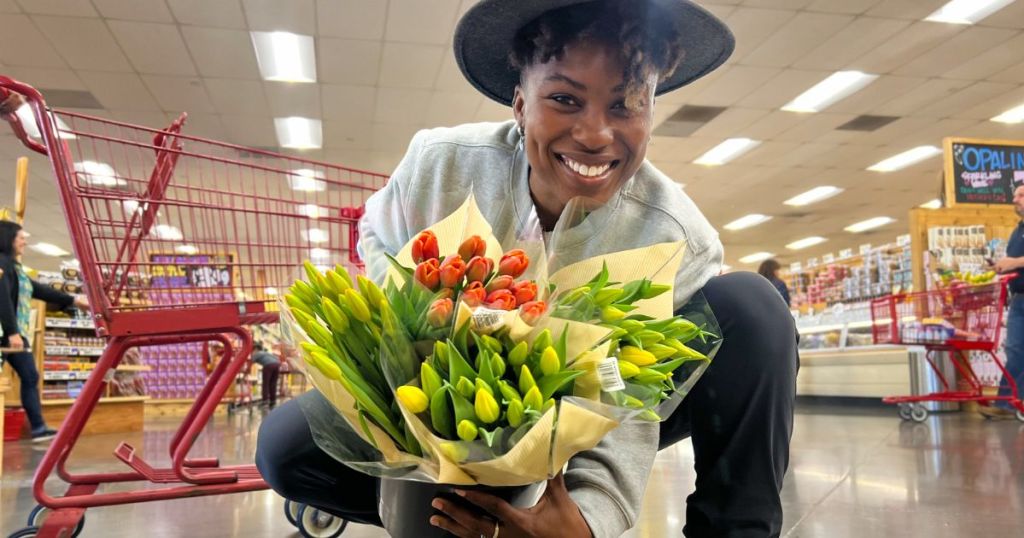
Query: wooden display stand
908 205 1019 292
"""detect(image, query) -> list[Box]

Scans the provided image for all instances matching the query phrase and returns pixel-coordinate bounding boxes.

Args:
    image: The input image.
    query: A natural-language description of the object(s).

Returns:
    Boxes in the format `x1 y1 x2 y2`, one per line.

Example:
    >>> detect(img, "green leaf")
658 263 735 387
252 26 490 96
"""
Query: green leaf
537 370 585 400
446 341 477 392
447 385 478 426
430 386 454 438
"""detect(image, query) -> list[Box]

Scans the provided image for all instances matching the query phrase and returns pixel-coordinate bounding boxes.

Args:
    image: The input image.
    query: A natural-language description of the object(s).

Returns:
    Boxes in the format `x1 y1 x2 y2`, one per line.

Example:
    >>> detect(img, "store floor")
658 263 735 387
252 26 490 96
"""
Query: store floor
2 403 1022 537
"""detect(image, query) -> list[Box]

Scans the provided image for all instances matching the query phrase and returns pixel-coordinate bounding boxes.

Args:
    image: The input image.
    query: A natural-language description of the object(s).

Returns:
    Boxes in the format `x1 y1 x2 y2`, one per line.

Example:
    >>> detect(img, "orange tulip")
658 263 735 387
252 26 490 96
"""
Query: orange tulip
510 280 537 304
458 235 487 260
414 258 441 291
461 281 486 307
411 230 439 263
519 300 547 325
439 254 468 289
485 289 516 310
485 275 514 293
498 249 529 278
465 256 494 283
427 298 454 328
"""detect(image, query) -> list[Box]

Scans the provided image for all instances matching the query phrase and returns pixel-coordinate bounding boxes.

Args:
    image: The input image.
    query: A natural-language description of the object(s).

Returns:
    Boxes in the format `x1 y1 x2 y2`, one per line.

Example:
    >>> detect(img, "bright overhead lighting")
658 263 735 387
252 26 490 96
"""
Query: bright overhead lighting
175 244 198 255
784 186 843 206
297 204 327 219
289 169 327 192
29 242 70 257
781 71 878 113
867 146 942 172
274 117 322 149
310 248 331 262
724 213 772 231
920 199 942 209
992 103 1024 124
720 264 732 273
739 252 774 264
925 0 1015 24
264 287 279 297
694 138 760 166
152 224 183 240
15 104 75 139
845 217 894 233
786 236 827 250
75 160 125 186
250 31 317 83
303 228 329 243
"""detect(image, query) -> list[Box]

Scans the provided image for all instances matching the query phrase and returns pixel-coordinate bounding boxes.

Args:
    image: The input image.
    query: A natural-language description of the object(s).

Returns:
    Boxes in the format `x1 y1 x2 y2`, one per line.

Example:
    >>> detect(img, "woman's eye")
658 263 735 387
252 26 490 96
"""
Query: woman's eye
551 95 578 106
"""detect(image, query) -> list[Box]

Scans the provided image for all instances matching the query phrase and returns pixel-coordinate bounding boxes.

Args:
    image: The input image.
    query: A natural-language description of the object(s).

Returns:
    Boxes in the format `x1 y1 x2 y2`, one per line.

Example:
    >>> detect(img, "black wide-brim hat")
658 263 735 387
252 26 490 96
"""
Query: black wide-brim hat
454 0 735 106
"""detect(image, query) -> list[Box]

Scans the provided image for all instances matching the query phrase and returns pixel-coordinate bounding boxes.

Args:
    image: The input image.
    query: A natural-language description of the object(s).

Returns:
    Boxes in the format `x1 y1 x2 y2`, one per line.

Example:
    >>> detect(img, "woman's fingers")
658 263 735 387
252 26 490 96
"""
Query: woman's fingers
432 496 499 538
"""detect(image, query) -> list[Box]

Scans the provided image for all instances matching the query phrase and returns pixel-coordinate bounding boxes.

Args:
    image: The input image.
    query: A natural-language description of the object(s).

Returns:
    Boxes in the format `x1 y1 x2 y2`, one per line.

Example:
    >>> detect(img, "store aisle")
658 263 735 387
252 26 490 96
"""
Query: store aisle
2 404 1021 537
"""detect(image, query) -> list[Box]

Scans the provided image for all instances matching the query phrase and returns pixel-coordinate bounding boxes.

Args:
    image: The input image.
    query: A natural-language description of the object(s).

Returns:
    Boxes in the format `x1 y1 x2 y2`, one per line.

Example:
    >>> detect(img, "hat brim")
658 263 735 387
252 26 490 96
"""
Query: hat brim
454 0 735 107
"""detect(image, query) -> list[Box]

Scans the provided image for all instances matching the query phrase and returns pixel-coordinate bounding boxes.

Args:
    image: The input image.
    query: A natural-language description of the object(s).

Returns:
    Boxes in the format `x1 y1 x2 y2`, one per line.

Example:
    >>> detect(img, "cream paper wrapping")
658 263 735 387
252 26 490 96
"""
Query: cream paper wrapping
288 196 690 486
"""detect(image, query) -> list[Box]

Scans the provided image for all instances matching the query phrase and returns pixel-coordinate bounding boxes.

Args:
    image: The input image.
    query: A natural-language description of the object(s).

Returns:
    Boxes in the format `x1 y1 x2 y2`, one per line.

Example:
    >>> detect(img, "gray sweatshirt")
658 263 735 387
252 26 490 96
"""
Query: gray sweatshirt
358 120 723 537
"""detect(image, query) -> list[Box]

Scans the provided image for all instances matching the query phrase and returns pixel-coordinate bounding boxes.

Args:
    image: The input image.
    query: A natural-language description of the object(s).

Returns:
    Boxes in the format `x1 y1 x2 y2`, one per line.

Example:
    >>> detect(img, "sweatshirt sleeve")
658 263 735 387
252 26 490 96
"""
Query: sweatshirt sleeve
0 258 18 336
565 421 658 538
673 235 723 310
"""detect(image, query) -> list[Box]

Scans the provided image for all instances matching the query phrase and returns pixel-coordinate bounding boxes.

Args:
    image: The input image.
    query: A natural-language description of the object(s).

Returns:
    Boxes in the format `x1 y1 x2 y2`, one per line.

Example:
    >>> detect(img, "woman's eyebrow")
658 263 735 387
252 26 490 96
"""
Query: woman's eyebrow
543 74 626 93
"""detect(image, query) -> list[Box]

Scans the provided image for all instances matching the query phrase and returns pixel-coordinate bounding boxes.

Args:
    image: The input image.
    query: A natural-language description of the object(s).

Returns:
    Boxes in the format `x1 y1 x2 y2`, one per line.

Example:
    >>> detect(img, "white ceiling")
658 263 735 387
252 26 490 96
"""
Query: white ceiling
1 0 1024 270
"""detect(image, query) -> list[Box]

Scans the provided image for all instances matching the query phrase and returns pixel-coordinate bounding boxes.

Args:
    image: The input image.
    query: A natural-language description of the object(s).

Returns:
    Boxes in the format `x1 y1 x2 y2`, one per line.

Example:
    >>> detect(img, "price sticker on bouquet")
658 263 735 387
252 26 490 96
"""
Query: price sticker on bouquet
471 307 507 333
597 357 626 392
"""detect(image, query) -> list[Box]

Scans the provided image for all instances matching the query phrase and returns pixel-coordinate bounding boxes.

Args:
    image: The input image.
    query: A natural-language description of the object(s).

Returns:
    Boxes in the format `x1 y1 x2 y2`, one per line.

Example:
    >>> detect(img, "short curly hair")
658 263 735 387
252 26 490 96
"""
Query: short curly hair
509 0 686 110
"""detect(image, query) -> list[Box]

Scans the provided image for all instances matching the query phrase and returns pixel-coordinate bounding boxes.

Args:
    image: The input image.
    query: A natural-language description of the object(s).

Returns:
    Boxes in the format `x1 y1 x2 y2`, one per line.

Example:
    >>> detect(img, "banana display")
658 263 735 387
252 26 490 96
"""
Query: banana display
937 270 997 287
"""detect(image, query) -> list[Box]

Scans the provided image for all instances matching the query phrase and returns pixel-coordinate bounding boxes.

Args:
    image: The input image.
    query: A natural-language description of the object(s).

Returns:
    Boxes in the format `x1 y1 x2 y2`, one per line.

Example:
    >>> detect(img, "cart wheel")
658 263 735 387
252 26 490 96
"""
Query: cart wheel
297 504 348 538
910 405 929 423
897 404 912 421
284 499 301 527
25 506 84 537
7 527 38 538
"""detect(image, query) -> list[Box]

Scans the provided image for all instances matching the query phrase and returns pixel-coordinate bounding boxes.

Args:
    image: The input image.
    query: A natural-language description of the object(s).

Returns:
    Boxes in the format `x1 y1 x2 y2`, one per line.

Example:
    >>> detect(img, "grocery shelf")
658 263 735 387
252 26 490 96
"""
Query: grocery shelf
43 364 152 381
45 318 97 330
45 346 105 357
41 396 150 406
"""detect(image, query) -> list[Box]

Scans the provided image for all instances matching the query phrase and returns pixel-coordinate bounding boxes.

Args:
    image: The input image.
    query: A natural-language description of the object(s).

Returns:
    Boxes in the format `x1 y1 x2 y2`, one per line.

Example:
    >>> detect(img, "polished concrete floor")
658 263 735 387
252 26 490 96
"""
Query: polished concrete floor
2 402 1022 537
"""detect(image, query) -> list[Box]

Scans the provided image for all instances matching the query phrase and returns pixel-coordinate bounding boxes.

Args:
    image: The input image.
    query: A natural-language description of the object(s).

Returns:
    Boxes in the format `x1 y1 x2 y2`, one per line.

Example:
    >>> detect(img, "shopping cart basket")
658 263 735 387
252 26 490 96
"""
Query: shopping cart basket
0 77 387 537
871 276 1024 422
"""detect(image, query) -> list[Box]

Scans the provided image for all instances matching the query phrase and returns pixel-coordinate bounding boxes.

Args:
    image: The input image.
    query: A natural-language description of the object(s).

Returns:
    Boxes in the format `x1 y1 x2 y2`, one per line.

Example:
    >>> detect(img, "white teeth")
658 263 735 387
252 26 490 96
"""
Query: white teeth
563 156 611 178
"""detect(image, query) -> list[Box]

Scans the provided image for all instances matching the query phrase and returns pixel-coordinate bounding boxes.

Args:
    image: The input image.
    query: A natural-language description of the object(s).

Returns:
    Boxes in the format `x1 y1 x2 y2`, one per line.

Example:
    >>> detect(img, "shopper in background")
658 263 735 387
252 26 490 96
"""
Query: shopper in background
758 258 792 307
0 220 88 441
251 341 281 409
987 185 1024 419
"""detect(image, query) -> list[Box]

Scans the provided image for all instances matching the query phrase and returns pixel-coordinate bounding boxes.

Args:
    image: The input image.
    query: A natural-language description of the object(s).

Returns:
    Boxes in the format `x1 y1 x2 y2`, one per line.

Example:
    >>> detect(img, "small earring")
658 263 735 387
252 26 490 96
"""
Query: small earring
517 124 525 138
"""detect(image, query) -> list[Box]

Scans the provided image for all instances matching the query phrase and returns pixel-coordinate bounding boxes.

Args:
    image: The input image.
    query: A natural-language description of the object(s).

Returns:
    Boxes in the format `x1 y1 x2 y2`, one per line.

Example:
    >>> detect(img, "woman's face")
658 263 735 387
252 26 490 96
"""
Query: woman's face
13 230 27 257
513 40 656 213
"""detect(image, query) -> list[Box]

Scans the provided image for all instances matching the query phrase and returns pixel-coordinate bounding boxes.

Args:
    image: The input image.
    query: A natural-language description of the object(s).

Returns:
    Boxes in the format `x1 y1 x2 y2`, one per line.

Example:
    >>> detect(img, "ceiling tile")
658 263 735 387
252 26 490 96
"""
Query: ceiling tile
956 120 1024 140
141 75 216 113
826 74 927 115
322 120 373 150
318 38 381 86
724 7 797 62
242 0 315 34
321 84 375 123
989 59 1024 84
953 86 1024 121
474 99 512 123
943 32 1024 81
180 26 261 79
107 109 173 130
741 0 814 9
736 68 831 109
0 15 67 68
871 78 973 117
978 0 1024 29
385 0 460 45
863 0 949 20
742 12 854 68
792 17 910 71
371 122 422 151
220 114 276 147
108 21 196 76
646 137 721 165
15 0 96 17
849 21 962 74
264 82 321 118
33 16 132 71
893 26 1019 78
915 81 1018 118
93 0 174 22
741 110 808 140
773 113 857 143
205 78 267 115
804 0 882 15
433 54 477 93
78 71 161 110
173 112 226 140
0 0 20 12
1 66 84 90
317 0 387 40
378 43 444 89
691 107 773 139
856 116 937 147
374 87 431 124
167 0 246 29
424 91 483 127
687 65 783 106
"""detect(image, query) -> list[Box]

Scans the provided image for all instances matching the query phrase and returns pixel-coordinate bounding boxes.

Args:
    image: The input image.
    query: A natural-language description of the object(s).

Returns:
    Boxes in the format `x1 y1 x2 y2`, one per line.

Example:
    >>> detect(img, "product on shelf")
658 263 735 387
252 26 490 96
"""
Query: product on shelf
788 243 912 309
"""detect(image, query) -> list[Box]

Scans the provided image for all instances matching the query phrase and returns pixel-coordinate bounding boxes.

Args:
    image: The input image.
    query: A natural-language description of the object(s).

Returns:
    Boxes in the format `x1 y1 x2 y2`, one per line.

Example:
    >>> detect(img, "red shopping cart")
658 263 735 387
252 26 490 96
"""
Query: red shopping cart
871 277 1024 422
0 77 386 537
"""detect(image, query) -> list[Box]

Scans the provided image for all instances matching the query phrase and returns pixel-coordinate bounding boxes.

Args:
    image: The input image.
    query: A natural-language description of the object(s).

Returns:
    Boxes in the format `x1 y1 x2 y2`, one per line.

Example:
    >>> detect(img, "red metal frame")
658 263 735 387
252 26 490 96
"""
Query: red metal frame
0 77 388 537
871 277 1024 414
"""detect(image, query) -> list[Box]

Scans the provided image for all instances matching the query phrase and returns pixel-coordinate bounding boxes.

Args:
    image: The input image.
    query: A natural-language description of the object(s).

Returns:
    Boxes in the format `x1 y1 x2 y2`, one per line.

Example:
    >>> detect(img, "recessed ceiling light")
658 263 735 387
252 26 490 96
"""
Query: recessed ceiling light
845 217 894 233
309 248 331 262
920 199 942 209
786 236 827 250
784 186 844 206
867 146 942 172
250 31 317 83
925 0 1015 24
724 214 772 231
289 169 327 192
15 103 75 140
739 252 774 264
75 160 124 186
694 138 760 166
297 204 327 219
152 224 183 240
303 228 329 243
264 287 279 296
274 117 322 149
175 244 199 255
29 243 70 257
781 71 878 113
992 103 1024 124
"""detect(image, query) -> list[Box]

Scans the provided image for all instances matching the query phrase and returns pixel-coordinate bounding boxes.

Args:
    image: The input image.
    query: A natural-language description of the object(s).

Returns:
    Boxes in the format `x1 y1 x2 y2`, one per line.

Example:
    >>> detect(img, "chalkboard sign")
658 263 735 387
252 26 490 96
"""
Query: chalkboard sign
944 137 1024 206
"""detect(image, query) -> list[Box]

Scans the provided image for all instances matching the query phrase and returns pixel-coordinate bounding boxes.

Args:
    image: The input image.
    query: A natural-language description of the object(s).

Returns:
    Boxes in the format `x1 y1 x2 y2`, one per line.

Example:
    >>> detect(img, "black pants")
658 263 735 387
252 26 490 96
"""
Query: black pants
255 272 798 536
261 362 281 406
4 351 48 433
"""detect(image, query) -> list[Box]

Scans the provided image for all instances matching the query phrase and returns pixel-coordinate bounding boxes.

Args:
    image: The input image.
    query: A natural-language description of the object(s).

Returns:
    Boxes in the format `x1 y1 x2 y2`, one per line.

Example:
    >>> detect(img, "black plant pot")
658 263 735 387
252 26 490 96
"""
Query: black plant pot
379 478 546 538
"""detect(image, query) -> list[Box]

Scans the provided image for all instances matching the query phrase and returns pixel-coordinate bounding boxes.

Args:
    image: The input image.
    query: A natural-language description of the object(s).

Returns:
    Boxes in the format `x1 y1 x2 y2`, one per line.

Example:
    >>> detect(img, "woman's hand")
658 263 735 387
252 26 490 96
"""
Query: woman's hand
430 473 592 538
73 295 89 310
7 334 25 351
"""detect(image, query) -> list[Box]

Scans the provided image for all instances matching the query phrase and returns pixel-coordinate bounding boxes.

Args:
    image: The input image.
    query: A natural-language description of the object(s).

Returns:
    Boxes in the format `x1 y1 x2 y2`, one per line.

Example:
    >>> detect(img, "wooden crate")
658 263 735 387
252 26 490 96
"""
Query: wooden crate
41 396 148 435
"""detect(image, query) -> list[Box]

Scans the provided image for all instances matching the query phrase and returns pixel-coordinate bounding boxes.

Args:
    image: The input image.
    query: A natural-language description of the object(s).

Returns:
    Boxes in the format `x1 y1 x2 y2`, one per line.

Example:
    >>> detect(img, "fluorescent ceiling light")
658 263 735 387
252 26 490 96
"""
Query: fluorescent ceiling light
925 0 1015 24
75 160 125 186
720 264 732 273
303 228 329 243
250 31 317 83
175 244 198 255
845 217 894 233
309 248 331 262
920 199 942 209
152 224 183 240
867 146 942 172
739 252 774 264
274 117 322 149
992 103 1024 124
30 242 70 257
781 71 878 113
15 104 75 139
289 169 327 192
784 186 843 206
264 287 279 296
694 138 760 166
786 236 827 250
297 204 327 219
724 213 772 231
